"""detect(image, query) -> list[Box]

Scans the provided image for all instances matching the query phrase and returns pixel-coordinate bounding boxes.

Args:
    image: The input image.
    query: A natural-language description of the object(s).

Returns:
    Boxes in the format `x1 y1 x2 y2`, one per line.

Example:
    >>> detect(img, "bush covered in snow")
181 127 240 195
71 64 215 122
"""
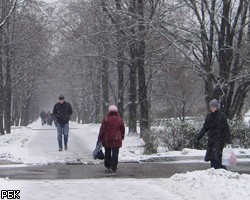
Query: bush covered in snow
142 130 158 155
151 119 205 151
229 119 250 148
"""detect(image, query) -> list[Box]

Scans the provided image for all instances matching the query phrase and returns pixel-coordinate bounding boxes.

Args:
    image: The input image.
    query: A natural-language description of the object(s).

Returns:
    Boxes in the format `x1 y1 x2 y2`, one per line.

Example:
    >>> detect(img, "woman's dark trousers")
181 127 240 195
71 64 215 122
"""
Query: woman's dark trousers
210 160 227 170
104 147 119 171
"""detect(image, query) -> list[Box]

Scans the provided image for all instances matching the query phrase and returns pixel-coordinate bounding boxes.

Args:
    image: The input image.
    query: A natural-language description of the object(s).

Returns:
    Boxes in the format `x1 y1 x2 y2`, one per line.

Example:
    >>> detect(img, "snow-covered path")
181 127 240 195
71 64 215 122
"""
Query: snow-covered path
0 121 101 165
25 128 93 164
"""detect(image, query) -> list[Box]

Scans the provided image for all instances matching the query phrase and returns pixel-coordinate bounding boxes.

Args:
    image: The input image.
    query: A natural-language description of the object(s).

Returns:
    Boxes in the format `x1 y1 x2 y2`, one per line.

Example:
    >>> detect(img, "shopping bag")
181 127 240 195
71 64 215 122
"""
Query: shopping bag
222 145 237 166
93 141 104 160
96 149 105 160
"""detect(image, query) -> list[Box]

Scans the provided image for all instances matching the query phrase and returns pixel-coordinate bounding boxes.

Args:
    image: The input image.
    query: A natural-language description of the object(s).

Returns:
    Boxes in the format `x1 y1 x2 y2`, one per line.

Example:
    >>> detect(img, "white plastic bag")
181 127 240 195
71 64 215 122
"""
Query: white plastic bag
222 145 237 166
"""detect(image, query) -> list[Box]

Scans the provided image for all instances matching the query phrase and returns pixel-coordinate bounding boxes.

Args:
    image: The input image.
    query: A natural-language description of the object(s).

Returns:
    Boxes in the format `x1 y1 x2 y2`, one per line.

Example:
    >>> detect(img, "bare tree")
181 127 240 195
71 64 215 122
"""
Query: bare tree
53 0 105 123
0 0 17 134
9 1 54 127
164 0 250 119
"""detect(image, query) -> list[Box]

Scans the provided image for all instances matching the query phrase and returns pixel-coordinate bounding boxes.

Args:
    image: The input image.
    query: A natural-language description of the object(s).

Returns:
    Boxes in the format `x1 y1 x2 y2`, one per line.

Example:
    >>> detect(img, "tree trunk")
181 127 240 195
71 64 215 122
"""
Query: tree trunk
128 0 137 134
101 58 109 115
128 58 137 134
4 18 12 133
115 0 125 119
93 73 101 122
12 91 20 126
0 27 5 135
77 106 81 124
4 45 12 133
137 0 149 137
20 94 30 126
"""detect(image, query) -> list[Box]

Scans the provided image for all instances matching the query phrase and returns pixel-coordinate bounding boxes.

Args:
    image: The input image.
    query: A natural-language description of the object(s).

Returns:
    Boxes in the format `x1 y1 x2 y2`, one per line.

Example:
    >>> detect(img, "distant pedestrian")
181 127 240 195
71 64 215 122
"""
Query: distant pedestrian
46 111 54 126
195 99 231 169
53 95 73 151
98 105 125 173
40 110 46 126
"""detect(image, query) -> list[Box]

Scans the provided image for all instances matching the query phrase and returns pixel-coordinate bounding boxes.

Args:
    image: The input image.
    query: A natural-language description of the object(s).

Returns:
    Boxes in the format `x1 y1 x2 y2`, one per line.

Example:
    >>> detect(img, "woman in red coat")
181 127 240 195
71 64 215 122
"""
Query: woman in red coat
98 105 125 173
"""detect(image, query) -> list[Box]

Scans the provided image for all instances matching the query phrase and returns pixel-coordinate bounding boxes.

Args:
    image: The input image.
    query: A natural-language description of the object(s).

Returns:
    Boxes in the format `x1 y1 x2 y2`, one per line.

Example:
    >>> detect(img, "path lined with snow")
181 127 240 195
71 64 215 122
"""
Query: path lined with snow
25 123 97 165
0 122 101 165
25 128 93 164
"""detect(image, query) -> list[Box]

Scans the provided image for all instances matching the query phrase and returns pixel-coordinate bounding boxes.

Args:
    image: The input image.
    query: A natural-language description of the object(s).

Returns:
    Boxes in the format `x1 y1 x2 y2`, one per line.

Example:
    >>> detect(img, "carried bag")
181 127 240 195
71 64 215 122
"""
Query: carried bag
93 141 105 160
222 145 237 166
96 149 105 160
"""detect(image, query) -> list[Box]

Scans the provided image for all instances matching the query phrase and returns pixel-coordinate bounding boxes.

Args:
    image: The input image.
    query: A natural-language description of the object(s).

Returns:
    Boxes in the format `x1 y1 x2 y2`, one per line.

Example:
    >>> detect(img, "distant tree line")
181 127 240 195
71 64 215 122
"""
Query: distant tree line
0 0 54 134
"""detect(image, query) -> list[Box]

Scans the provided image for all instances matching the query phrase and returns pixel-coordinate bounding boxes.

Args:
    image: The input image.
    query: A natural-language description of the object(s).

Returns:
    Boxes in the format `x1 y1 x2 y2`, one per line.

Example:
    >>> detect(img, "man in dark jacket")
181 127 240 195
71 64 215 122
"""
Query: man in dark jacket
195 99 231 169
53 95 73 151
98 105 125 173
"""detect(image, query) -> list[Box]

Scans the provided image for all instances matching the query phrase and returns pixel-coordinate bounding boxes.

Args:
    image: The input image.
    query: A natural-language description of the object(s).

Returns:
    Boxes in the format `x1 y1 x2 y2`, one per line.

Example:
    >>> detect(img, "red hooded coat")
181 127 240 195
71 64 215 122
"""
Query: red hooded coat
98 111 125 148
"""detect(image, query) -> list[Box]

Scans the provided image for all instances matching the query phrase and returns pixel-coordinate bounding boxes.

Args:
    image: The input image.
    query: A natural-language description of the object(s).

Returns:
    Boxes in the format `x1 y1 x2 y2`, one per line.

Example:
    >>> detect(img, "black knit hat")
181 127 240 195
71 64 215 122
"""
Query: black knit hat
59 95 65 100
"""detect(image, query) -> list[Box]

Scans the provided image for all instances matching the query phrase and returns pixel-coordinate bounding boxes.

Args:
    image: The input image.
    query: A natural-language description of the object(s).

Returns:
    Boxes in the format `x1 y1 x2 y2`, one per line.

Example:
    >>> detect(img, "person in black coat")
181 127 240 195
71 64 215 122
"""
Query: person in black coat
46 111 54 126
40 110 46 125
53 95 73 151
195 99 231 169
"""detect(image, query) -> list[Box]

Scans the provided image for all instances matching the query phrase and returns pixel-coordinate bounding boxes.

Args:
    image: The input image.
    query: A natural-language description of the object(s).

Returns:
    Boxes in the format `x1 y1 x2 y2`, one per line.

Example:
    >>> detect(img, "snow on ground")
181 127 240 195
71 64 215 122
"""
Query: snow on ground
244 110 250 124
0 119 250 200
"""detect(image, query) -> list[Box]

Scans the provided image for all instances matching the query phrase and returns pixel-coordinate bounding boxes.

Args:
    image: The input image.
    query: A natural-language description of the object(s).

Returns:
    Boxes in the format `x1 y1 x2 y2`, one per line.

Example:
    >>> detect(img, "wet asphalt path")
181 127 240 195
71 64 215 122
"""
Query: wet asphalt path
0 161 249 180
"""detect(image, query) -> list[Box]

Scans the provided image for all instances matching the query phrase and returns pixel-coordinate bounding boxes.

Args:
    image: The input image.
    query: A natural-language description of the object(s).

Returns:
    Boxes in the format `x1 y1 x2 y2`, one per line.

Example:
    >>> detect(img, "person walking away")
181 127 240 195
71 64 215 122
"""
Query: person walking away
98 105 125 173
195 99 231 169
46 111 54 125
40 110 46 125
53 95 73 151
